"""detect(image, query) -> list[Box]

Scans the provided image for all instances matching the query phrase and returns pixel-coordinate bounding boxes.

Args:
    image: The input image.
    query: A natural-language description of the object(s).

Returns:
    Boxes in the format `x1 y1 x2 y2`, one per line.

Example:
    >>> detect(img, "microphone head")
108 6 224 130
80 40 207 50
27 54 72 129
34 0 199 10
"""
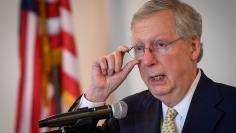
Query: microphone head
111 101 128 119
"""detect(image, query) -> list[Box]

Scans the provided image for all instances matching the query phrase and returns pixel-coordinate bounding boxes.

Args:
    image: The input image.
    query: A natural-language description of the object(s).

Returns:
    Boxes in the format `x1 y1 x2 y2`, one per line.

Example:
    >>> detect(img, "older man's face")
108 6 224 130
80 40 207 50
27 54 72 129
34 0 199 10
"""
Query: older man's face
131 10 200 105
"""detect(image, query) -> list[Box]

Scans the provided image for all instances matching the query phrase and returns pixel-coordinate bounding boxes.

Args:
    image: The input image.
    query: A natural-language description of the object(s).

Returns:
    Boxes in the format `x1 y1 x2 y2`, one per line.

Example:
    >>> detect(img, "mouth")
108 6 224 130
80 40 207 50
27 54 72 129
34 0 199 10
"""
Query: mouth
148 74 167 85
152 74 165 81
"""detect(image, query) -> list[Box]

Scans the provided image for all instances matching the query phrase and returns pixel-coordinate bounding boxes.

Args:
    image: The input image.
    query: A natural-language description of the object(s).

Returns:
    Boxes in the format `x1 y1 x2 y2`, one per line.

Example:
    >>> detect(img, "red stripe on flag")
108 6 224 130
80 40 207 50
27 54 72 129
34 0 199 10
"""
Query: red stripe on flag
61 31 77 56
49 34 62 49
60 0 71 12
62 71 80 97
30 32 41 133
16 10 28 133
49 98 56 116
47 2 59 18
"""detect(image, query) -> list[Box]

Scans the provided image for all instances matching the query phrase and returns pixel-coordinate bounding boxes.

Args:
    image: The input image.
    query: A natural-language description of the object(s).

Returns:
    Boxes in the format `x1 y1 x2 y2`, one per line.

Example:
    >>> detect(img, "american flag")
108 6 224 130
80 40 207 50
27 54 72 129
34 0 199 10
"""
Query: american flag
16 0 81 132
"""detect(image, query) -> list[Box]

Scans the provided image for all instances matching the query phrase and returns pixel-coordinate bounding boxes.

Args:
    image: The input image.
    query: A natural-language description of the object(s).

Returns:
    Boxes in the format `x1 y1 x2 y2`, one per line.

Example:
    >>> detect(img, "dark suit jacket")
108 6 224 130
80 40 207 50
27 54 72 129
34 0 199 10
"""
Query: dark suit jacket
95 71 236 133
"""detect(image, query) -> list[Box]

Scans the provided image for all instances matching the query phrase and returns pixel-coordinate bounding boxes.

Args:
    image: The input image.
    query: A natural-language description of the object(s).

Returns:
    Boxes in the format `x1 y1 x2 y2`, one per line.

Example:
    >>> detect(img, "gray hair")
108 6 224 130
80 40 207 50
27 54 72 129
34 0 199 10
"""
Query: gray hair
131 0 203 62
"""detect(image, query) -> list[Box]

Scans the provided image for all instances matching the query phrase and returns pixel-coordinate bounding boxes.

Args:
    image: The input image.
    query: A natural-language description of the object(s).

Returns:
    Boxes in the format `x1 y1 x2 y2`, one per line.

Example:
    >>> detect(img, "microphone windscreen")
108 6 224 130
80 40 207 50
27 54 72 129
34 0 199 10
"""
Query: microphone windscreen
111 101 128 119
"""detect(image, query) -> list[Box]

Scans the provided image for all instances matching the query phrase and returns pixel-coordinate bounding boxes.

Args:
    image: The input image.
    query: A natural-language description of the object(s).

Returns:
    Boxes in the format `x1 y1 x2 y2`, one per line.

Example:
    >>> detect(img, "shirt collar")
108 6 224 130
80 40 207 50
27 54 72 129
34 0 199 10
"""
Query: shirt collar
162 69 201 119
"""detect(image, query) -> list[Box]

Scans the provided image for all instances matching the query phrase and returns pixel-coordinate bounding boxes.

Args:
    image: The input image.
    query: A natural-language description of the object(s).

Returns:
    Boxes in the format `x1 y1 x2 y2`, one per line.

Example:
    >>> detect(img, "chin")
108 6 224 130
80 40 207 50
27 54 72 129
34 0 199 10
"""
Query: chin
149 86 170 98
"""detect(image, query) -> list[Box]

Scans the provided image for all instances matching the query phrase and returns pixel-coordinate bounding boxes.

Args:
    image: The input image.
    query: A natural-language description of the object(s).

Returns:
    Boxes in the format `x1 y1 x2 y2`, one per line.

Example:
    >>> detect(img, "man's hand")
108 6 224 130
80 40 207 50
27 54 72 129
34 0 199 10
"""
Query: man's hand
85 45 139 102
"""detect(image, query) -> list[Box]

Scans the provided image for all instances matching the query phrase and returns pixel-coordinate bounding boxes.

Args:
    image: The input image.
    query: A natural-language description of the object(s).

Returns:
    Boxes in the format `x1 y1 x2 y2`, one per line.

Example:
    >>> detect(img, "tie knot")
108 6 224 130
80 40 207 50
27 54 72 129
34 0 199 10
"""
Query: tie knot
166 107 178 120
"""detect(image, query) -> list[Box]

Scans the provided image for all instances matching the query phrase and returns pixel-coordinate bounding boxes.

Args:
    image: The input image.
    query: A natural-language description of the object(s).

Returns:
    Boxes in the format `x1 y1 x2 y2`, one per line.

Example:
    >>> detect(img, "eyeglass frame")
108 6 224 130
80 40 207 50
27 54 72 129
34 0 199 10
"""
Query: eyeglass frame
128 37 183 59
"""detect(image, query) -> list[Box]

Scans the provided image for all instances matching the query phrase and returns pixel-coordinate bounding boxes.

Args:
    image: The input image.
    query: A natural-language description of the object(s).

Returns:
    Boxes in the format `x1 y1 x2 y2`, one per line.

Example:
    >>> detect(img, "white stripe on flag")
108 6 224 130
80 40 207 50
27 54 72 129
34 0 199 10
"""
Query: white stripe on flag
47 17 60 36
20 12 37 133
60 7 73 34
62 49 79 80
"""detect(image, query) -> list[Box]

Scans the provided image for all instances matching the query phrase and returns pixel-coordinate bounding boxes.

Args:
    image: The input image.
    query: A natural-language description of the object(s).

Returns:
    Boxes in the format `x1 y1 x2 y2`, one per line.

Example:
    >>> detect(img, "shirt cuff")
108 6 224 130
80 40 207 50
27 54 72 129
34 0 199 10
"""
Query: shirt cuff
79 94 105 108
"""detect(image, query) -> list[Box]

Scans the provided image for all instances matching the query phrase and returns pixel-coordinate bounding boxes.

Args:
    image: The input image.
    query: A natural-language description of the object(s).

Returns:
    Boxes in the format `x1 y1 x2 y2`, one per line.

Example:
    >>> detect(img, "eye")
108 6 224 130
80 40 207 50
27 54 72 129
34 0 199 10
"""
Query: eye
154 40 168 48
134 46 144 52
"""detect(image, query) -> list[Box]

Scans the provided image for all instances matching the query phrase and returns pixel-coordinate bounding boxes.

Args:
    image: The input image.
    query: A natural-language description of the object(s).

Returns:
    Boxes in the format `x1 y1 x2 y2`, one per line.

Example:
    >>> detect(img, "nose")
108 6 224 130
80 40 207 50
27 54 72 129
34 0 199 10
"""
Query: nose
141 48 158 66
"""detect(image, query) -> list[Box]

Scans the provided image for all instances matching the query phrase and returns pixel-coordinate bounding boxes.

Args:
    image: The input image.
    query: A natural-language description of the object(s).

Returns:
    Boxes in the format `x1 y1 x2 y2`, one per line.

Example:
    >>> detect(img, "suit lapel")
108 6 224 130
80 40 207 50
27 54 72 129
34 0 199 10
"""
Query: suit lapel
182 72 224 133
134 92 162 133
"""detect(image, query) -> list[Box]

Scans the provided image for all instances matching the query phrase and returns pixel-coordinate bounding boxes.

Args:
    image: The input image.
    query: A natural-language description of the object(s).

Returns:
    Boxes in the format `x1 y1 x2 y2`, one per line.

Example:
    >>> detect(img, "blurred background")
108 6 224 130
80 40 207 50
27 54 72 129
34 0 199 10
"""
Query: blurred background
0 0 236 132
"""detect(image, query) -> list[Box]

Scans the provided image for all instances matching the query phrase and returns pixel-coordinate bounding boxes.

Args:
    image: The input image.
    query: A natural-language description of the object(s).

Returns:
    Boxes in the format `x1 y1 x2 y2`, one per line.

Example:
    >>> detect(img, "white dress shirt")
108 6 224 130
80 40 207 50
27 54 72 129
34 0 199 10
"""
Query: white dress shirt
162 70 201 133
78 95 105 108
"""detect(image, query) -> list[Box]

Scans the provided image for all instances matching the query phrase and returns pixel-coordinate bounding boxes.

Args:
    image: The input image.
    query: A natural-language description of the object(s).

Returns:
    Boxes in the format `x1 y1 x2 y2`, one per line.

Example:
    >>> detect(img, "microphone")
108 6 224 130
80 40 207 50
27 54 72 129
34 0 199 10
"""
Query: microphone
38 101 128 128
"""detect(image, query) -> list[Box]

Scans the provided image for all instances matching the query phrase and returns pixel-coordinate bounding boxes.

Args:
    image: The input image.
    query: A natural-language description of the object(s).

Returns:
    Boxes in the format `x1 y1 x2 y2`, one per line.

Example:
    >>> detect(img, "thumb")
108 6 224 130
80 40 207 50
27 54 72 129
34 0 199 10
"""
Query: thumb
119 59 140 79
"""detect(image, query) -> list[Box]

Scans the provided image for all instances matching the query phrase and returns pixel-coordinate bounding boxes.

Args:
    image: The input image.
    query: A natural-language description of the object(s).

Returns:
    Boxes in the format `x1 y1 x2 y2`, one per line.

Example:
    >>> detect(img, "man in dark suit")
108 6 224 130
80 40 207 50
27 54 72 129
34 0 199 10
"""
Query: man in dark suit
70 0 236 132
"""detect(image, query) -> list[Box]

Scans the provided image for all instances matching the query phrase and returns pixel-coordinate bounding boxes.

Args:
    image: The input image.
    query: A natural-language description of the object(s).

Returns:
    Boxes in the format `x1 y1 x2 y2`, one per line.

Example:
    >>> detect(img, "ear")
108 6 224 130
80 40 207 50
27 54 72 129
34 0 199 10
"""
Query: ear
190 35 201 61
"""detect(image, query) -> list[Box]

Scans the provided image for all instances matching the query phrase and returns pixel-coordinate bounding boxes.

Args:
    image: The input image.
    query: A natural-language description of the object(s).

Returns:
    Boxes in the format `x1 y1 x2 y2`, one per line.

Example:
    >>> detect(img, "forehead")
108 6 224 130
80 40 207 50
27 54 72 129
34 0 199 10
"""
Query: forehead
131 10 177 42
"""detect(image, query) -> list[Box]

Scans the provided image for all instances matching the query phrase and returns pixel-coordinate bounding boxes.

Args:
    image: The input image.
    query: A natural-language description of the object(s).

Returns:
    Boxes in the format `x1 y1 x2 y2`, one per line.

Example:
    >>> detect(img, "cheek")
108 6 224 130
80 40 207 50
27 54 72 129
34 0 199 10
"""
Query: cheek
138 64 148 82
161 57 178 78
162 53 191 76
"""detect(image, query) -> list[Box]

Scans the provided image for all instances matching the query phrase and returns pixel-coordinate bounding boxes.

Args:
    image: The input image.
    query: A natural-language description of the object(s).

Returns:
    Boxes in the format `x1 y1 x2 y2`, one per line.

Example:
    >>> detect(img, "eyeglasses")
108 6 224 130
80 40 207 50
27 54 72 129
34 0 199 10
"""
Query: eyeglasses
128 37 182 60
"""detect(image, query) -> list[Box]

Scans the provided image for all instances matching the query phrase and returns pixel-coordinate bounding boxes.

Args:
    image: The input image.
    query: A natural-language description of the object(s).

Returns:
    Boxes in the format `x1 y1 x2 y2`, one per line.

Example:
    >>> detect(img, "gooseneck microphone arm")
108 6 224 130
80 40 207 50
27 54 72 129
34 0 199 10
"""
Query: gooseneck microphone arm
39 105 112 127
38 101 128 133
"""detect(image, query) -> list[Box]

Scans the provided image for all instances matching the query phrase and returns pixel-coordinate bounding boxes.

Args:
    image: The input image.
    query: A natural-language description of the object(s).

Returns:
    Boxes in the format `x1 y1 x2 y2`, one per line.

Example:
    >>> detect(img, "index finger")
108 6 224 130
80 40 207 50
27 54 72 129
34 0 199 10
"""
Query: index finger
114 45 129 72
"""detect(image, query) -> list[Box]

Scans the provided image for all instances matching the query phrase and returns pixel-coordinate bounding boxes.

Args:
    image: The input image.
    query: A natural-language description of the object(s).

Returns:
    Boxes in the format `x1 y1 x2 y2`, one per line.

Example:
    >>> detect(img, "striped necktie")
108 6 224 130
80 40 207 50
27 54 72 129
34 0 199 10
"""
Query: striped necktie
161 107 178 133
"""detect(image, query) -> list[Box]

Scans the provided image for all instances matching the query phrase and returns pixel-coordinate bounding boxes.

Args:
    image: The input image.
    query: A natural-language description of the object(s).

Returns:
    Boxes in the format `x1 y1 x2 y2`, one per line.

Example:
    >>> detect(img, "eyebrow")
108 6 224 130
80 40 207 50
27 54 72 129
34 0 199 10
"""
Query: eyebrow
132 41 145 46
